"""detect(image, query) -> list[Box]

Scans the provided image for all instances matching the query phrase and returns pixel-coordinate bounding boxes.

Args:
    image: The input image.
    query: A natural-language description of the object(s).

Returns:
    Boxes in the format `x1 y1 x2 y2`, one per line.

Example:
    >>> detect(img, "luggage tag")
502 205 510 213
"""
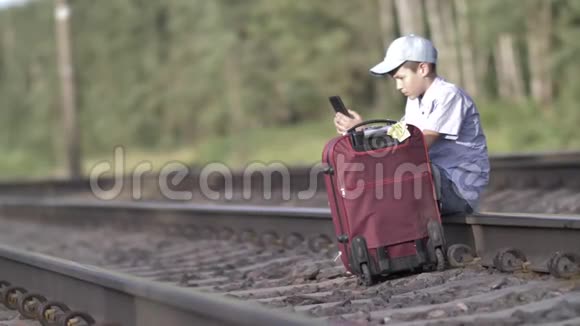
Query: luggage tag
387 121 411 142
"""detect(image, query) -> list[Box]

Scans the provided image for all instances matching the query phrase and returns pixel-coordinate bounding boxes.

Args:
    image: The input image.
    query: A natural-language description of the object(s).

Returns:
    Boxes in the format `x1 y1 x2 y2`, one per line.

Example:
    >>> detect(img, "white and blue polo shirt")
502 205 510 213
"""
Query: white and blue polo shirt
403 76 490 210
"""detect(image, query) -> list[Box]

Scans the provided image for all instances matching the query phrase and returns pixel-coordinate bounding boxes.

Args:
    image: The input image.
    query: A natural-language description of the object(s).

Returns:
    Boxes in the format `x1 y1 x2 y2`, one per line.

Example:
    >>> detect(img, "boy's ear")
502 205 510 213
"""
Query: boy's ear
418 62 430 77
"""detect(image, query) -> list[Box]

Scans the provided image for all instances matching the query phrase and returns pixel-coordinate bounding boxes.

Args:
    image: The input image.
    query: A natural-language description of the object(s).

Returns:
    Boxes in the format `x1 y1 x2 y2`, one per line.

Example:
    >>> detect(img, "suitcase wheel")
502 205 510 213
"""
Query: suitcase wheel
447 244 475 268
435 247 446 271
360 263 374 286
427 220 446 248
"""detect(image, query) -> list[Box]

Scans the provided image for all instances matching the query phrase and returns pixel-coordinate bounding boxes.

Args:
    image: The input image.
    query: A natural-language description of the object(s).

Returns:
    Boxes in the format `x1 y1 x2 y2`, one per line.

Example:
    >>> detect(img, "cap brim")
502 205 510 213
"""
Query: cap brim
369 59 405 76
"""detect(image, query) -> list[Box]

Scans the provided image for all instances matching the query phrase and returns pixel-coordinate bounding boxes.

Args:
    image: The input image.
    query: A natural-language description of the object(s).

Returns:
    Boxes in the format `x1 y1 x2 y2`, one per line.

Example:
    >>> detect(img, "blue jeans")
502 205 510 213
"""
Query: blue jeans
431 164 473 216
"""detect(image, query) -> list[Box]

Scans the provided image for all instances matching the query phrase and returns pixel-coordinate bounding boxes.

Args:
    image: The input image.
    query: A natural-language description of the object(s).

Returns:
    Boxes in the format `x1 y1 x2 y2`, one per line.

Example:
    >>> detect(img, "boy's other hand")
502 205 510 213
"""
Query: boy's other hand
334 110 363 134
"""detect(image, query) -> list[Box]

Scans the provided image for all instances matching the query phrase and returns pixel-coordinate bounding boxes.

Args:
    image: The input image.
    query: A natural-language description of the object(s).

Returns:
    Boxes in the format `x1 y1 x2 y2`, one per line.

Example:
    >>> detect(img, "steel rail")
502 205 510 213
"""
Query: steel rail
490 150 580 165
1 198 579 275
443 212 580 273
0 242 320 326
0 198 334 249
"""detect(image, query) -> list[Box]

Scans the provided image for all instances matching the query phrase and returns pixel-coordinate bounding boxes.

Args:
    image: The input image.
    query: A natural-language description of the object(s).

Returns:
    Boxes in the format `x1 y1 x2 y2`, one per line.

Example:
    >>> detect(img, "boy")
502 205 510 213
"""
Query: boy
333 34 489 215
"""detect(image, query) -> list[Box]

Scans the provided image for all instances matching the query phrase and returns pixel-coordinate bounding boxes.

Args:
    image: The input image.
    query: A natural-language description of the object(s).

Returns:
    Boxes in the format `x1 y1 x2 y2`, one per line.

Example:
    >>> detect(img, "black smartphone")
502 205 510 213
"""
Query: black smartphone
329 96 353 118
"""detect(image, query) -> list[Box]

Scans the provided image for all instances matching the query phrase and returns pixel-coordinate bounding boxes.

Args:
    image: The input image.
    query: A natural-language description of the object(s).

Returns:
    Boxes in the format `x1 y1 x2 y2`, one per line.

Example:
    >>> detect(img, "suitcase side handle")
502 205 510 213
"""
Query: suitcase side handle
346 119 398 134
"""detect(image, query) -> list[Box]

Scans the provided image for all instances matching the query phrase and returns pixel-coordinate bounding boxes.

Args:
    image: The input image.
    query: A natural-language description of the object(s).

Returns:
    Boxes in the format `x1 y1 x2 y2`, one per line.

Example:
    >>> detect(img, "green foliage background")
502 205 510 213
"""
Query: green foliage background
0 0 579 178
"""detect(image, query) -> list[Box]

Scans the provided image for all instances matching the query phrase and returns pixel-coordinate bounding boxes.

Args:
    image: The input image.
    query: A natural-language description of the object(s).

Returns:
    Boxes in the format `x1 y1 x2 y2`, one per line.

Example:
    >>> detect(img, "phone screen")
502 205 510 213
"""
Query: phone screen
329 96 353 118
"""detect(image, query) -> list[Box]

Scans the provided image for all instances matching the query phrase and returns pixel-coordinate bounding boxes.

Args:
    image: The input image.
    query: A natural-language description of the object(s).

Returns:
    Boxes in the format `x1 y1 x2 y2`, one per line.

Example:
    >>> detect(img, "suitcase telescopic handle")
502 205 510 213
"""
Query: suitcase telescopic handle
346 119 398 134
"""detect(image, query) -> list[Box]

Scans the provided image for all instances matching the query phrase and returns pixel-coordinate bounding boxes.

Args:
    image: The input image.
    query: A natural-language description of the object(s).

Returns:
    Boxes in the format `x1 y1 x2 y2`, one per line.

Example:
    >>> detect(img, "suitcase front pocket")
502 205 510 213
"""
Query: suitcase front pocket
343 173 433 249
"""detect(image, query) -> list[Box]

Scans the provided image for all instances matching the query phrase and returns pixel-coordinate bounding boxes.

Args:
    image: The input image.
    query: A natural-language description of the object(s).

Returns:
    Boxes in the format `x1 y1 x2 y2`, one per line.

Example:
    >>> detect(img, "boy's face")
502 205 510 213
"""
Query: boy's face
391 64 430 100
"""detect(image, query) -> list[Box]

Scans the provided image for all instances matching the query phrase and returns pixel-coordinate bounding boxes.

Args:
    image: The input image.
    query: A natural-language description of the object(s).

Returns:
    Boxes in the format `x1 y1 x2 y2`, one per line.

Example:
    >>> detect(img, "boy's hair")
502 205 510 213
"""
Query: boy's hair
388 61 437 77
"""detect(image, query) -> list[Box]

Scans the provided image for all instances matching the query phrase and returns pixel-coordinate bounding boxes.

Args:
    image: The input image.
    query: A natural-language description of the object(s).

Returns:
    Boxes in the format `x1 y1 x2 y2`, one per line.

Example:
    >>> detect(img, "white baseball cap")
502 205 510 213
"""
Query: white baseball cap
369 34 438 76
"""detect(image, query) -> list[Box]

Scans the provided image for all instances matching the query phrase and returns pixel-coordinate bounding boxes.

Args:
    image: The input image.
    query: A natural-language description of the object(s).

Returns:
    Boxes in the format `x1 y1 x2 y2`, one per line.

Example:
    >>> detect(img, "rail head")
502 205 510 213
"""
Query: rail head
3 197 580 232
444 212 580 230
0 197 331 219
0 243 320 326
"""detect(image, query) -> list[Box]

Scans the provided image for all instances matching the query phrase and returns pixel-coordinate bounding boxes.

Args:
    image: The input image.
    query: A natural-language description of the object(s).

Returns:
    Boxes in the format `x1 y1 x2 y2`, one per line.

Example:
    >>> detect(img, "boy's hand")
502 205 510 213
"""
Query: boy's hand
334 110 363 134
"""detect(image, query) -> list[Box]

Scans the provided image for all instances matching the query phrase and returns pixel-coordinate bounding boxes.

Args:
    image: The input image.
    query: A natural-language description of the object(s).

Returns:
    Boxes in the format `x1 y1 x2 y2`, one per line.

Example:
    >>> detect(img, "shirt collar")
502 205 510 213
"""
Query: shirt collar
418 76 442 106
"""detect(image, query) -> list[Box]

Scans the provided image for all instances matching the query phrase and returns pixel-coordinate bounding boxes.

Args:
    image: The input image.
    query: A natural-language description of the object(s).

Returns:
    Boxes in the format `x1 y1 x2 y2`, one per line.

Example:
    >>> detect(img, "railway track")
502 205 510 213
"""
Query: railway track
0 199 579 325
0 151 580 213
0 151 578 325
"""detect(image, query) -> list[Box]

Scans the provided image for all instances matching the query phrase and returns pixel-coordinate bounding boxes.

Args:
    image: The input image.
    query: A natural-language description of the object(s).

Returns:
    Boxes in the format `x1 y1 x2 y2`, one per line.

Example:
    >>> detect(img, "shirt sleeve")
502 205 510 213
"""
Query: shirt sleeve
423 91 465 140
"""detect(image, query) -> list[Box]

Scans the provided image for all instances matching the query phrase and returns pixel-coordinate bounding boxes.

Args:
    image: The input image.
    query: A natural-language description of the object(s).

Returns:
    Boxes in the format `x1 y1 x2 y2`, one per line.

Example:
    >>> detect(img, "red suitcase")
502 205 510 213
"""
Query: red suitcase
322 119 446 285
